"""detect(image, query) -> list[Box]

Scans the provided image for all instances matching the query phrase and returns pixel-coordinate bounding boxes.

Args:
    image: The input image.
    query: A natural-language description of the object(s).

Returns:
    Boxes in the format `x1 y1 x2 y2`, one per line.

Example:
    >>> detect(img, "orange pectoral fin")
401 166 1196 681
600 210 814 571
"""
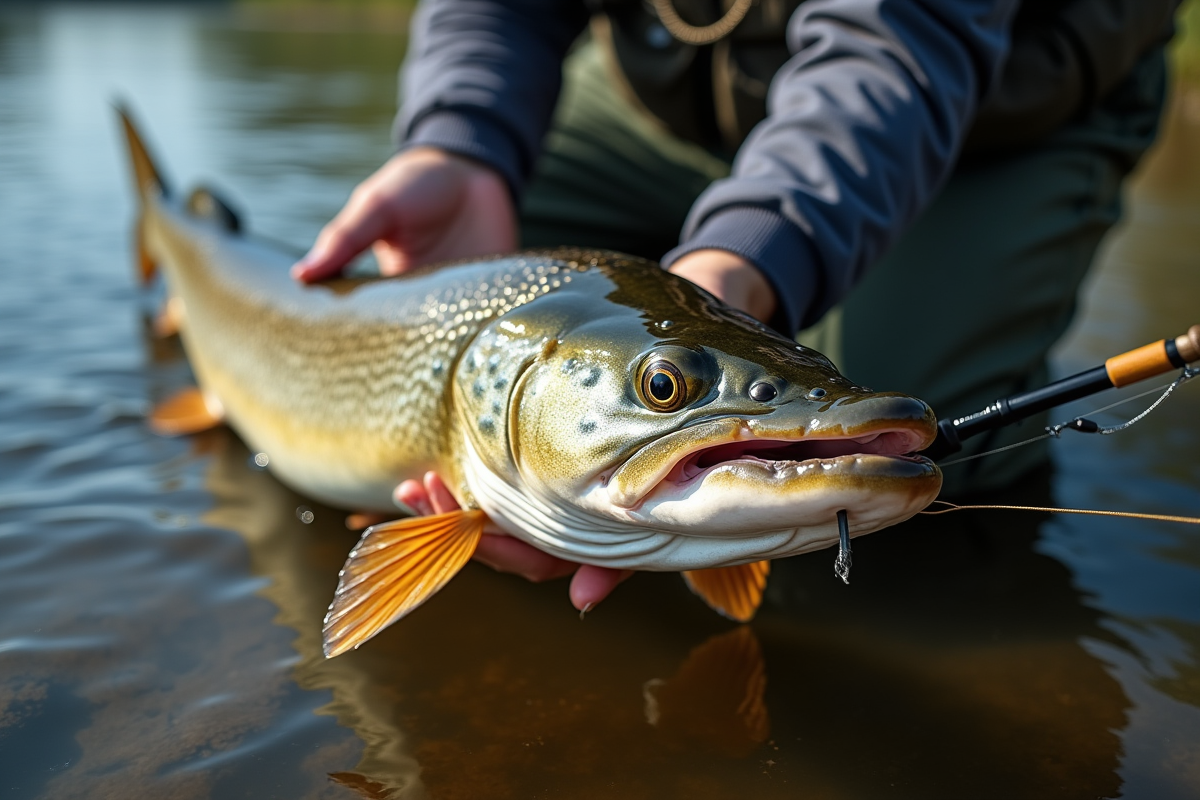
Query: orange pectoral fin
149 387 225 436
323 509 487 658
682 561 770 622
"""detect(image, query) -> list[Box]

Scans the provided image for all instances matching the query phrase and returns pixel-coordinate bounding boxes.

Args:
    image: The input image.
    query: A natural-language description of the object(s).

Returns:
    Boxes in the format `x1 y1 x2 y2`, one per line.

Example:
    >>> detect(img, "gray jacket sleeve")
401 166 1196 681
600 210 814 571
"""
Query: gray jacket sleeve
394 0 589 196
661 0 1019 334
395 0 1018 336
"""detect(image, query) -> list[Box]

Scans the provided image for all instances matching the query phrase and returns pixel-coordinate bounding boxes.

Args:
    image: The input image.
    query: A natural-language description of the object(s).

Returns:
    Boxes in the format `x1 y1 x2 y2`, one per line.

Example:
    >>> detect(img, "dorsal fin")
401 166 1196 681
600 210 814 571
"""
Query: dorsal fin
186 187 242 233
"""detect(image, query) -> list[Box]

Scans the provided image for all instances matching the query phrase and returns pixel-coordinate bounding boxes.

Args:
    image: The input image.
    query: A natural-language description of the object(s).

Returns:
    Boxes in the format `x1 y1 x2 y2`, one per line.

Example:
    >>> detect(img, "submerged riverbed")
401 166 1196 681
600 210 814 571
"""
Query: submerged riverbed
1 3 1198 798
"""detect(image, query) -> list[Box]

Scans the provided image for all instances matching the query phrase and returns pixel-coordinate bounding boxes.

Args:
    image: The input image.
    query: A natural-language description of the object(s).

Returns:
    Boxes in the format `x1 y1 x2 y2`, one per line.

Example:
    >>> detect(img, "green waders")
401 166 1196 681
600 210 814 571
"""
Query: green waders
520 41 1166 496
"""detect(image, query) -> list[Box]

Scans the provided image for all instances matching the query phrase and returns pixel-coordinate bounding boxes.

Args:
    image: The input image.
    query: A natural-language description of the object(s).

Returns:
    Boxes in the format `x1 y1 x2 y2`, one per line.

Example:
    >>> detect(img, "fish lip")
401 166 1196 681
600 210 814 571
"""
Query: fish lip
606 415 936 510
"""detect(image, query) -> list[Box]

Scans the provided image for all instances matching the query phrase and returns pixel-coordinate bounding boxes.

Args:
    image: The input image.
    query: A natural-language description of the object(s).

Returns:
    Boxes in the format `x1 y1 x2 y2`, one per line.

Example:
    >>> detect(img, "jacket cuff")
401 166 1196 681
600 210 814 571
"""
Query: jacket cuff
661 206 821 336
403 109 526 199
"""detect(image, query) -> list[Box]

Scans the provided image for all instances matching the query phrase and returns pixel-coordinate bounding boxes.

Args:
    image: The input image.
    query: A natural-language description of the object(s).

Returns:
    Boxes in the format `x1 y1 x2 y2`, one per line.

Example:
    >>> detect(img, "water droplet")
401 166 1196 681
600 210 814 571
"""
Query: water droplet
296 506 315 524
252 452 270 468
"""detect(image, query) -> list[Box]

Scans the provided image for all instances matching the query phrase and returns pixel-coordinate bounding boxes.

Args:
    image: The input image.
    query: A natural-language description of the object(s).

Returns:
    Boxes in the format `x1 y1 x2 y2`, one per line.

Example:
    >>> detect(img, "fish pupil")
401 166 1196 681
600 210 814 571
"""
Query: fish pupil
649 371 676 402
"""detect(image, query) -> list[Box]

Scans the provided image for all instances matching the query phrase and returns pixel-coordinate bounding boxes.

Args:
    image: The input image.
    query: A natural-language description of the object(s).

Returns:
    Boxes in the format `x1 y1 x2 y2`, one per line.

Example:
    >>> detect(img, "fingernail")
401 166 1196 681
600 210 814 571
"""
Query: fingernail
578 602 594 621
291 245 326 278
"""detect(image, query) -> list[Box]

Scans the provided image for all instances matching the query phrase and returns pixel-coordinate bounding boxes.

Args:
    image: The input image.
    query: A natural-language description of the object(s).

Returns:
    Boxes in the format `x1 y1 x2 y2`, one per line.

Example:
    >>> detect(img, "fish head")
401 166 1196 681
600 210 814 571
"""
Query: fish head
454 256 941 570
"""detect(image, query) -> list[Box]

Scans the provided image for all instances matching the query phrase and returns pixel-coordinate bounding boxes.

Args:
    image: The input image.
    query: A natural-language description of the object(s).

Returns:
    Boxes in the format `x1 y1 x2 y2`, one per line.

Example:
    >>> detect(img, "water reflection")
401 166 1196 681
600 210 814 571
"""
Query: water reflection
1045 60 1200 794
1 1 1198 797
190 392 1134 797
195 421 782 796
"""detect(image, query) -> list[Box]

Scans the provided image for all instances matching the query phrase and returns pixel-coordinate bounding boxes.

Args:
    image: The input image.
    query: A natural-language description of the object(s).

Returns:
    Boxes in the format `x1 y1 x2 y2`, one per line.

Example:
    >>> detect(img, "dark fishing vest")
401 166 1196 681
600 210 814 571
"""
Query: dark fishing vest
591 0 1174 156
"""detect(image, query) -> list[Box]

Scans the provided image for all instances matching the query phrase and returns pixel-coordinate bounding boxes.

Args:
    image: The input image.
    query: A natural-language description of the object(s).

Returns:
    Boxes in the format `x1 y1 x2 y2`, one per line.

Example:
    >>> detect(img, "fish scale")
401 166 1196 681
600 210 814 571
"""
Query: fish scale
148 202 596 510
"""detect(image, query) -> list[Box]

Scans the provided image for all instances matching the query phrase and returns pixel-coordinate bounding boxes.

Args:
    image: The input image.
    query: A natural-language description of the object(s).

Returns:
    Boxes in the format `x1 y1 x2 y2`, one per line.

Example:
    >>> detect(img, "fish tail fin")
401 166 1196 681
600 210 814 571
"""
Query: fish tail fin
115 103 170 284
115 103 169 204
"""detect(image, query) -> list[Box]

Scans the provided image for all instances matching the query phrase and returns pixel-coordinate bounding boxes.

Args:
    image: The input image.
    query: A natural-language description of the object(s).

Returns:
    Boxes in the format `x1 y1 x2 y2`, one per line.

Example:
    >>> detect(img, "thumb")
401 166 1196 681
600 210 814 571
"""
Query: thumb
292 196 398 283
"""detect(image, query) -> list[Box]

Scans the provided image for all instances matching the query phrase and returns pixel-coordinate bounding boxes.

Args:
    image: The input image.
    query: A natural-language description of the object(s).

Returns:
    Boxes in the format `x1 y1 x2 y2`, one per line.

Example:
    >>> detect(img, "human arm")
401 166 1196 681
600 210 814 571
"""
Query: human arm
294 0 589 281
662 0 1019 335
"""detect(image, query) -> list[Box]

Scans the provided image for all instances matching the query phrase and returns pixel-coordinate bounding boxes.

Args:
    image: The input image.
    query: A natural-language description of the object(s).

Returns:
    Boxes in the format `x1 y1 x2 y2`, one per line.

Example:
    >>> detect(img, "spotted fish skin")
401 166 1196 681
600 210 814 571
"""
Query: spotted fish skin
144 199 598 511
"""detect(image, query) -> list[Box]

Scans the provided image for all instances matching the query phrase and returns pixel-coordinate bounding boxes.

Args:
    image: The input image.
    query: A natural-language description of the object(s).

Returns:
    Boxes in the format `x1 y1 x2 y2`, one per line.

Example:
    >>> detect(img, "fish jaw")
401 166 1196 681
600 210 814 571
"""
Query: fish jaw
574 396 942 547
611 450 939 535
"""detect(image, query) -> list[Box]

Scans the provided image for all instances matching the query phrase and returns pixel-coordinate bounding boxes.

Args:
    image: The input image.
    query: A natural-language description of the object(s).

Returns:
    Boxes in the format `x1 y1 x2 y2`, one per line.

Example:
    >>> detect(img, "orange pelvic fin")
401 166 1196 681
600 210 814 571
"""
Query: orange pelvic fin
323 509 486 658
682 560 770 622
149 387 225 436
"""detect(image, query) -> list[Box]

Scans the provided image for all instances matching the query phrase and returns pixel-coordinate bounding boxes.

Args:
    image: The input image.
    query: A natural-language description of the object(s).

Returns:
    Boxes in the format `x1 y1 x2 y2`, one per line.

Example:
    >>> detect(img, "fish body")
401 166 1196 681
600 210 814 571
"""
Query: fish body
120 110 941 649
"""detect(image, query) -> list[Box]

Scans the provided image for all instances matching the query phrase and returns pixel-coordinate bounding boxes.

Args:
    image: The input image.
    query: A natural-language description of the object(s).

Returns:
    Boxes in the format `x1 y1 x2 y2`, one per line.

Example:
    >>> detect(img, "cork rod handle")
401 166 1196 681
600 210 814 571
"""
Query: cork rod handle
1106 324 1200 388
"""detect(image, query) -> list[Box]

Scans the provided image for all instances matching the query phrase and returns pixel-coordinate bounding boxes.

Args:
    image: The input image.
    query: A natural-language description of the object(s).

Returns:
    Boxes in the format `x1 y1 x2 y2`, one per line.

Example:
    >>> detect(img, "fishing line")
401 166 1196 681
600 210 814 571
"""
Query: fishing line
920 501 1200 525
938 366 1198 468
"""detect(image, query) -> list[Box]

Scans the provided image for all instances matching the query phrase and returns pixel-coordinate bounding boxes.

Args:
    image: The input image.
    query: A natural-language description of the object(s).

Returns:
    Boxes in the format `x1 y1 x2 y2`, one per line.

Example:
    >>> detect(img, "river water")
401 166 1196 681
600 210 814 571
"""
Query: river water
1 3 1198 798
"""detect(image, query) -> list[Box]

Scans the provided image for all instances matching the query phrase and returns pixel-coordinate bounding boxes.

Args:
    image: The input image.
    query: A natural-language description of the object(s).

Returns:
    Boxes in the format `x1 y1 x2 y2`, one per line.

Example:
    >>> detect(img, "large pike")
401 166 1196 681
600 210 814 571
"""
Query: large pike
120 109 942 657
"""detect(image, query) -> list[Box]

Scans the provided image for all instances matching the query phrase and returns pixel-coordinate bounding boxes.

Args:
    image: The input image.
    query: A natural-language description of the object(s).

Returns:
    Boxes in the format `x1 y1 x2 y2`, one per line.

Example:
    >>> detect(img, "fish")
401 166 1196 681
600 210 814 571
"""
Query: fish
118 108 942 658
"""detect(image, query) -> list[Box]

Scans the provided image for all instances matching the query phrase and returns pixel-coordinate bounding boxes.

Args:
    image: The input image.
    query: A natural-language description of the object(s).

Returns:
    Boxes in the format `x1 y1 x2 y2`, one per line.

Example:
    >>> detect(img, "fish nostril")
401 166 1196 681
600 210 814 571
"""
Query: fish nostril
807 387 827 399
749 381 778 402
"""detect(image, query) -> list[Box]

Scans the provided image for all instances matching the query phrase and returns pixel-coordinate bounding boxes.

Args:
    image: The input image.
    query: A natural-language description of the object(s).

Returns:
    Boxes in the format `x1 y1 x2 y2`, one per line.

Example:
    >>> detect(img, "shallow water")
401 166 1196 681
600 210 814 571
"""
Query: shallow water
1 3 1198 798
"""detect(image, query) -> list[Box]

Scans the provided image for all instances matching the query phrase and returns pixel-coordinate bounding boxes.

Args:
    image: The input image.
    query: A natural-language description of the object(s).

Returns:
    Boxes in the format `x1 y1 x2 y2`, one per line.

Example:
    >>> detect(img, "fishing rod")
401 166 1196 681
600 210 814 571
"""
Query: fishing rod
921 324 1200 462
831 325 1199 585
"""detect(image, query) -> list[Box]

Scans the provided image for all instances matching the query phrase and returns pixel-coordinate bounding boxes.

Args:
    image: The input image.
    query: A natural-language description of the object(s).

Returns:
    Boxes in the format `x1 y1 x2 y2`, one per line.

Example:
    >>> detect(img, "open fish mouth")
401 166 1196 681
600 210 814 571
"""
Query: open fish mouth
606 401 939 513
601 418 941 540
663 430 930 486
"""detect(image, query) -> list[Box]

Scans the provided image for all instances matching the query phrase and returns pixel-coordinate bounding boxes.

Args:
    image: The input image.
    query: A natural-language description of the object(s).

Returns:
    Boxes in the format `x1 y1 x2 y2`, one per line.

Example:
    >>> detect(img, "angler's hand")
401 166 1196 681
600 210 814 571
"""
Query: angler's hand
292 147 517 282
394 472 632 613
668 249 777 324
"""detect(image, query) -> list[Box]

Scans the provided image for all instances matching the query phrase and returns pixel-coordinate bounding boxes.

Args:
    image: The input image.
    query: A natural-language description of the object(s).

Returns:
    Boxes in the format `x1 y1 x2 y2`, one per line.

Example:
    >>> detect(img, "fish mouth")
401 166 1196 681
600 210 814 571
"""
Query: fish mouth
606 402 938 511
663 430 929 487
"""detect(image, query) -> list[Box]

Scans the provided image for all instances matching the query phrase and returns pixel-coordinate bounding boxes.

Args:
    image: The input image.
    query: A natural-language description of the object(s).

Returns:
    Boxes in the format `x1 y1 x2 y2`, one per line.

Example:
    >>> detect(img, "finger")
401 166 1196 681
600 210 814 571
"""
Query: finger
373 240 413 277
422 471 460 514
393 480 434 517
569 565 634 613
474 533 578 582
292 193 399 283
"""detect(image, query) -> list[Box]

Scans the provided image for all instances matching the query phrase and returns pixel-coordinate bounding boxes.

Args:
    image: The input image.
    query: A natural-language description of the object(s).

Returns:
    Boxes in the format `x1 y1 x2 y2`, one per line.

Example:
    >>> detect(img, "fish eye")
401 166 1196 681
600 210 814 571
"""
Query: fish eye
634 347 719 412
639 360 687 412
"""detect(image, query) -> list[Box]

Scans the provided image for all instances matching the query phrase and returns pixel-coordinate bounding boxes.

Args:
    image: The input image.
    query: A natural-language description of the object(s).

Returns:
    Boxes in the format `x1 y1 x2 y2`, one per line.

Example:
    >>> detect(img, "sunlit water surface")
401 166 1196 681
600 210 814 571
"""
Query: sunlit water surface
1 4 1198 798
